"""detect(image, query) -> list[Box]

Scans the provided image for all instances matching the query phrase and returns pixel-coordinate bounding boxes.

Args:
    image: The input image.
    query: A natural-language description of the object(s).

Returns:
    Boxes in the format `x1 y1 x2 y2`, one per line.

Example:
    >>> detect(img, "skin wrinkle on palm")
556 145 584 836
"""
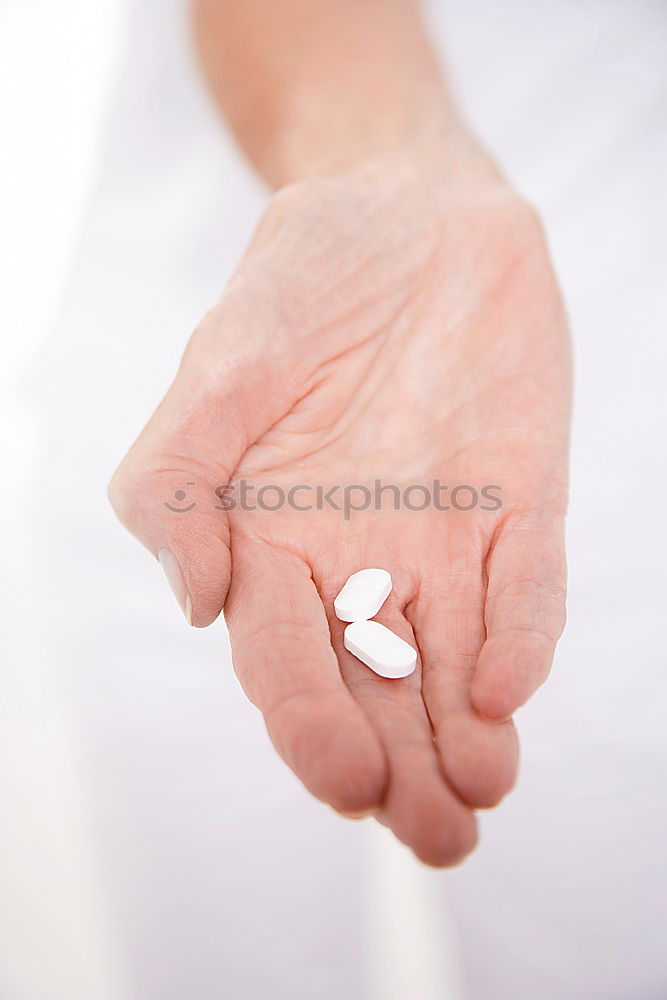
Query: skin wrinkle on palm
108 0 571 866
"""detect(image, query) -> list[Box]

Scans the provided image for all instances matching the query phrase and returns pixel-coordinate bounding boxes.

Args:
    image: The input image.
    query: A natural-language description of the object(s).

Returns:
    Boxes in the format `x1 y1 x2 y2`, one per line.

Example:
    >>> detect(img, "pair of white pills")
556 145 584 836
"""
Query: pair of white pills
334 569 417 679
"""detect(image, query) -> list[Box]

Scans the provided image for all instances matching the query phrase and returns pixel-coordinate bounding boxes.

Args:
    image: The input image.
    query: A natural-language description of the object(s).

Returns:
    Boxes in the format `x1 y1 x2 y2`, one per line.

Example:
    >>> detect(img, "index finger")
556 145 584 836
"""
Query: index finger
225 533 388 814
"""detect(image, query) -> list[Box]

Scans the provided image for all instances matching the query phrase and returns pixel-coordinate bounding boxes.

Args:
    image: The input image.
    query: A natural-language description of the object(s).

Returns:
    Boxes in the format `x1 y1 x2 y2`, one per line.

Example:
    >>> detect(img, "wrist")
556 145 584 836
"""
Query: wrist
265 129 506 210
193 0 500 192
247 48 507 192
258 71 451 185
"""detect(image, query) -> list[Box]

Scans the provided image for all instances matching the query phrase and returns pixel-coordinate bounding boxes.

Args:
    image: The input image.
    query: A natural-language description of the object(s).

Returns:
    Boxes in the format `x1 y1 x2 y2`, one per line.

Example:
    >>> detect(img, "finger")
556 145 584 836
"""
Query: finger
225 536 388 815
471 511 567 721
108 460 233 628
409 565 519 810
321 577 477 868
107 304 286 627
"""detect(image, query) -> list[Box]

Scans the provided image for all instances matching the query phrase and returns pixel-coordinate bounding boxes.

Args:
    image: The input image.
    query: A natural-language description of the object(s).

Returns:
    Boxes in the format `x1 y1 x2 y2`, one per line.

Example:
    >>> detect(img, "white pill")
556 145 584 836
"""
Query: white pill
344 620 417 679
334 568 392 622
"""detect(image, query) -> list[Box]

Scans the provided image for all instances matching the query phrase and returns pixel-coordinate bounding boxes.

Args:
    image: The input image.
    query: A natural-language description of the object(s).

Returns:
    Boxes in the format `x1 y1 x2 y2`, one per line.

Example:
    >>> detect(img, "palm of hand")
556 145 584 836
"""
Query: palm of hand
111 166 571 864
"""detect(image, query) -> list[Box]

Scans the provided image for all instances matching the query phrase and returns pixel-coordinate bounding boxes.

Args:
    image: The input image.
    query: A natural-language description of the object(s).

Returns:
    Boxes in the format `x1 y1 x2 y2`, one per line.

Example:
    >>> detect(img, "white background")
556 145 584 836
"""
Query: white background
0 4 130 998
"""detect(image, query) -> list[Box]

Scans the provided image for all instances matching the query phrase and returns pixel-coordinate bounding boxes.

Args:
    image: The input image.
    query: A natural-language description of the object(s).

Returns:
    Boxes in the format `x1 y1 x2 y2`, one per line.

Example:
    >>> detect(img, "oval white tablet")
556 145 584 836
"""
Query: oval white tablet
334 568 392 622
344 620 417 679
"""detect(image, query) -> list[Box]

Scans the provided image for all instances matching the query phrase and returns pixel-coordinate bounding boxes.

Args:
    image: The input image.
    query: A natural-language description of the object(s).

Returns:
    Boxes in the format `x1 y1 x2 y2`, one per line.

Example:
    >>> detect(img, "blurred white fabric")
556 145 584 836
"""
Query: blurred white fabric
2 1 666 998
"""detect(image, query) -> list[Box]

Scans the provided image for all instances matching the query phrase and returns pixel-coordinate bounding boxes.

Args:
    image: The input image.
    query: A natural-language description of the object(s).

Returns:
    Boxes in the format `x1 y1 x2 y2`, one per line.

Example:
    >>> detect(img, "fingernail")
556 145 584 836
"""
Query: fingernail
157 548 192 625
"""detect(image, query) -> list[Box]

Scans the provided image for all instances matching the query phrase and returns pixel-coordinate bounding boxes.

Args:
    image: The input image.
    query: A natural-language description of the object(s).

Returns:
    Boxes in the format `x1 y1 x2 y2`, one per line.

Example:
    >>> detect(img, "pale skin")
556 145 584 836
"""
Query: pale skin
109 0 571 866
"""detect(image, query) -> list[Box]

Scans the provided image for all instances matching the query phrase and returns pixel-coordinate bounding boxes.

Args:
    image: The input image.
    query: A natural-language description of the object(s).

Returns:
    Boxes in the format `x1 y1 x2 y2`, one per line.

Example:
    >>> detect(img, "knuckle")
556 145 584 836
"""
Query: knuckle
107 463 133 520
107 460 160 530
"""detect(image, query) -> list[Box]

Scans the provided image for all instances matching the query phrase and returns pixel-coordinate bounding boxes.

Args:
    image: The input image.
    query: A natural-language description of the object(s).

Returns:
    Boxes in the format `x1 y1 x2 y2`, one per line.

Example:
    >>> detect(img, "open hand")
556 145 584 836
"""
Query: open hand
109 158 571 866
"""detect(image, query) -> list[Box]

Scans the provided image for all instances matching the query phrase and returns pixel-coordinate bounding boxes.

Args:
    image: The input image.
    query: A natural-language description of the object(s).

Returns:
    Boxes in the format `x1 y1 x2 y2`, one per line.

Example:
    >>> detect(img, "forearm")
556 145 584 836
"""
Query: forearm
193 0 493 188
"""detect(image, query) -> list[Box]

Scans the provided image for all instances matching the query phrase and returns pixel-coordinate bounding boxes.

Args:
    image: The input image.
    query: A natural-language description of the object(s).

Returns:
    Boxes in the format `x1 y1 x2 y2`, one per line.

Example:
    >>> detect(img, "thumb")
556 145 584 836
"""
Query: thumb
109 466 233 628
107 306 283 627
